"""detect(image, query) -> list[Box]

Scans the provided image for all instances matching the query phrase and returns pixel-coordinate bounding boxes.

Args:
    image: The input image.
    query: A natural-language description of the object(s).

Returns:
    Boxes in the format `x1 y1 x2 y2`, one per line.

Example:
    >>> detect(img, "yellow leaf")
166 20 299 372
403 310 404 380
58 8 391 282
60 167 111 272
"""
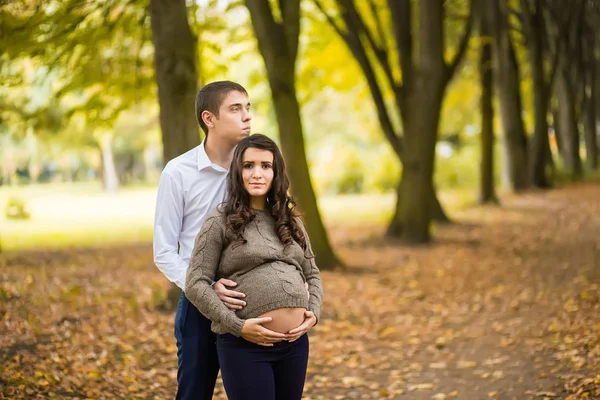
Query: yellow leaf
430 362 447 369
378 326 397 337
564 335 574 344
409 337 421 345
457 360 478 369
564 300 579 312
435 337 448 349
407 383 434 391
548 323 560 332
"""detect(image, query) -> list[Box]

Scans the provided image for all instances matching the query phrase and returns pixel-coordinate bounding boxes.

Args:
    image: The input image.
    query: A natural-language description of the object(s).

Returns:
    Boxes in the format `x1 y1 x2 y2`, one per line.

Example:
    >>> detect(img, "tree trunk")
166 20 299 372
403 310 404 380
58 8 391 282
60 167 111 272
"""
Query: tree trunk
583 38 598 170
551 104 564 158
555 70 583 178
149 0 200 164
245 0 339 269
399 87 445 243
529 60 552 188
479 2 498 203
490 0 529 191
99 133 119 192
596 58 600 154
149 0 200 307
387 180 448 236
431 189 450 222
522 0 552 188
583 89 598 170
396 0 447 243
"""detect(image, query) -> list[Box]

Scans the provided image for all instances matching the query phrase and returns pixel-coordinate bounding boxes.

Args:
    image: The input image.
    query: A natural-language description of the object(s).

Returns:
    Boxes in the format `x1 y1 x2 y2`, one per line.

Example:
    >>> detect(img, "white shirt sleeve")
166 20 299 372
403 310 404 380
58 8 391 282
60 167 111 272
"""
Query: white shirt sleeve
153 171 188 290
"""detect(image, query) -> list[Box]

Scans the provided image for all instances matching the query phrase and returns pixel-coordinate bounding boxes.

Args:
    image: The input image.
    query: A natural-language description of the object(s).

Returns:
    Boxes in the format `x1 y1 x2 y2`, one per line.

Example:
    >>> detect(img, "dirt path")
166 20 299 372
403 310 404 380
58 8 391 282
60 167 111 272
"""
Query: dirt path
1 183 599 399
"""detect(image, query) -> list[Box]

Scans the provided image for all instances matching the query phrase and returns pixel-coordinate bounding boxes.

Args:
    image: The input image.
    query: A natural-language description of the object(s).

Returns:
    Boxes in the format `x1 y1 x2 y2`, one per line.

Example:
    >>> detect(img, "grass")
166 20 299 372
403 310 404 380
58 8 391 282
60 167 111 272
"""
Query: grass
0 182 156 250
0 181 479 251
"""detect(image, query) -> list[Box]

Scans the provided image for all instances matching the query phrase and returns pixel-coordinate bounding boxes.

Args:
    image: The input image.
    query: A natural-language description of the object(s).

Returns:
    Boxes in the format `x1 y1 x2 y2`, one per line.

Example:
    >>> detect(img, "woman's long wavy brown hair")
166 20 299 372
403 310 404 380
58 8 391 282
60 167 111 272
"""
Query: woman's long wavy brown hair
221 134 308 253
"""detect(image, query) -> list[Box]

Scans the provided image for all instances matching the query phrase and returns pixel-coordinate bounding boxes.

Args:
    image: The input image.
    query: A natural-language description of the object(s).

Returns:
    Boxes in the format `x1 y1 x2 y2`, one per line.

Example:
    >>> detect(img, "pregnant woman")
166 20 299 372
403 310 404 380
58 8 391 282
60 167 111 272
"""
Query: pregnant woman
184 134 323 400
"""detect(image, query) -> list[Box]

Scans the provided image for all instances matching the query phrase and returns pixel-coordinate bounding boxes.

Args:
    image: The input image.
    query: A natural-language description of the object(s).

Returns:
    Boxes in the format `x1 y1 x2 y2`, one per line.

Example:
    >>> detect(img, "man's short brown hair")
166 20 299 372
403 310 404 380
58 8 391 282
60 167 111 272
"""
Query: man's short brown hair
195 81 248 135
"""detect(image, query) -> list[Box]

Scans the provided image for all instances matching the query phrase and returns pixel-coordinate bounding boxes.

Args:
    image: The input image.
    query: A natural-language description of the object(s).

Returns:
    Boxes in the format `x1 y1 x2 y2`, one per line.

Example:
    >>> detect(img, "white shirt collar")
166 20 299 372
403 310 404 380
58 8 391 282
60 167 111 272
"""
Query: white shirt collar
196 140 213 171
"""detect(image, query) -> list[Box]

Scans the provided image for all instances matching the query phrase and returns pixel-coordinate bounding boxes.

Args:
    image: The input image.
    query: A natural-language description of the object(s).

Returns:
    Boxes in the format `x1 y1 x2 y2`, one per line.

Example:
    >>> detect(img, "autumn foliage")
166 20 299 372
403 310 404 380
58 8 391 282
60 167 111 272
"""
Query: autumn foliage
1 183 599 399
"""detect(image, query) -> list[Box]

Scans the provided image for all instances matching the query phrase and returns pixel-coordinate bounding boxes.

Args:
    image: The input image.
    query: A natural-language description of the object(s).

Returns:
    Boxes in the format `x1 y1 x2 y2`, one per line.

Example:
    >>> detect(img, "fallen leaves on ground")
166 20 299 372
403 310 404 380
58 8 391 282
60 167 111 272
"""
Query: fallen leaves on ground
1 182 599 399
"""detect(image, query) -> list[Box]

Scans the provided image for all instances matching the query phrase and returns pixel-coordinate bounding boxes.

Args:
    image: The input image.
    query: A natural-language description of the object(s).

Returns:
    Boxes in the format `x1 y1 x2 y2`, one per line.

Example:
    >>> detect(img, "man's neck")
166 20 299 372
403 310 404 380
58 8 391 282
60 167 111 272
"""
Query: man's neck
204 135 236 170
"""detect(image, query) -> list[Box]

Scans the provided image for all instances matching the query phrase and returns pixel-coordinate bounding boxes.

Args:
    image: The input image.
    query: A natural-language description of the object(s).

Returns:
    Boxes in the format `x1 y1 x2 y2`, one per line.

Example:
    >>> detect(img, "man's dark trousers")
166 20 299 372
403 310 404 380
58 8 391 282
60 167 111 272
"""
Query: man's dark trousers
175 292 220 400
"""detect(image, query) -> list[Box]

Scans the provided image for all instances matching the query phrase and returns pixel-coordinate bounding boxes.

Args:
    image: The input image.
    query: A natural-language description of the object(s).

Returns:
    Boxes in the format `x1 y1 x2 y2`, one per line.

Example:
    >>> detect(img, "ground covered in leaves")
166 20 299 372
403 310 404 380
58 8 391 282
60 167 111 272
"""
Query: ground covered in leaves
1 182 599 400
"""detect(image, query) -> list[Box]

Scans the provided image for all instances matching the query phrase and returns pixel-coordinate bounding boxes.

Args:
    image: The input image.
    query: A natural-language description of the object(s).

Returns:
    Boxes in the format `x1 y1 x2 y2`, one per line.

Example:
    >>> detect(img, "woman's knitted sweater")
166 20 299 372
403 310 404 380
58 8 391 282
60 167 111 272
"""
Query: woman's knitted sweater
184 209 323 337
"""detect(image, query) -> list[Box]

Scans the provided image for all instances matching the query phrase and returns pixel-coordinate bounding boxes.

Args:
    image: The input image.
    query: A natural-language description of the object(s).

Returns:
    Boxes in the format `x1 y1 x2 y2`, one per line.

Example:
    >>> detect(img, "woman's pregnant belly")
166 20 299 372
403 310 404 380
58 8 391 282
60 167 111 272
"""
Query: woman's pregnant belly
233 261 308 333
260 308 306 334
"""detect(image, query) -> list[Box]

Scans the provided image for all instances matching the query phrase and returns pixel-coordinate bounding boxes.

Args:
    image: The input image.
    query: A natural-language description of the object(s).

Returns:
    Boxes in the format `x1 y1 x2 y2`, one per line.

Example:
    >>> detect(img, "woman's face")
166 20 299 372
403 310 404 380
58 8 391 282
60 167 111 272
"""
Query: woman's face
241 147 274 202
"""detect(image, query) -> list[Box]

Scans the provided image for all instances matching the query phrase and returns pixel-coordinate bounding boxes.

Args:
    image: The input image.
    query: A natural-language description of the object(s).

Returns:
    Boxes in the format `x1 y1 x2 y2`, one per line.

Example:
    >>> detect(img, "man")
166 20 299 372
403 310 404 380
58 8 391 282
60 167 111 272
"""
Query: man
153 81 287 400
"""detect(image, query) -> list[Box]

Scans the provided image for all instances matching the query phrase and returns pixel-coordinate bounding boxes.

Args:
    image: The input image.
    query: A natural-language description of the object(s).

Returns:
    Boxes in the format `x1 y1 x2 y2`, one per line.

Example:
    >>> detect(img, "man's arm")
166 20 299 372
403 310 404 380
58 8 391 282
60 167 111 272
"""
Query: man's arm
153 171 188 290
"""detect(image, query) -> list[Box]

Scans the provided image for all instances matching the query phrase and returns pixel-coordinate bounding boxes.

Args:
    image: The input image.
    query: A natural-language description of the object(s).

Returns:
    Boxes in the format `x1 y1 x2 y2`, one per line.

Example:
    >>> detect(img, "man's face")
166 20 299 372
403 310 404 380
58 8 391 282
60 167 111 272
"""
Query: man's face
208 90 252 144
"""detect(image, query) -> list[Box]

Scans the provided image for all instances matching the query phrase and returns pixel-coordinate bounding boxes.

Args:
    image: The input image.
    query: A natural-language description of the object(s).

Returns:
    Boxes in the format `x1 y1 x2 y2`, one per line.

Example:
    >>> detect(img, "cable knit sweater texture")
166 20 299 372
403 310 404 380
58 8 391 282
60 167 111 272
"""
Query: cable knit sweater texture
184 209 323 337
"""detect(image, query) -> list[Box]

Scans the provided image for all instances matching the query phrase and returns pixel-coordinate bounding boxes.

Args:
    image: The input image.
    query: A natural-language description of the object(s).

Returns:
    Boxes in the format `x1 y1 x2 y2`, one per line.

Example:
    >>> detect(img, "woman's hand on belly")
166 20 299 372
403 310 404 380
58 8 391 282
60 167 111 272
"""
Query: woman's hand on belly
241 317 290 347
287 310 317 342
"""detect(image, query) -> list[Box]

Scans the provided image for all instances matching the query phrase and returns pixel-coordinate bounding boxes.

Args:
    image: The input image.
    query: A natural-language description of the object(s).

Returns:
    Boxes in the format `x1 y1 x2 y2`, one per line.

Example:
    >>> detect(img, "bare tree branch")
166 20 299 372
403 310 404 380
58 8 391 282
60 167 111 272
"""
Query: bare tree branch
339 0 397 91
366 0 388 52
388 0 412 85
278 0 300 61
312 0 345 39
245 0 288 68
446 0 475 81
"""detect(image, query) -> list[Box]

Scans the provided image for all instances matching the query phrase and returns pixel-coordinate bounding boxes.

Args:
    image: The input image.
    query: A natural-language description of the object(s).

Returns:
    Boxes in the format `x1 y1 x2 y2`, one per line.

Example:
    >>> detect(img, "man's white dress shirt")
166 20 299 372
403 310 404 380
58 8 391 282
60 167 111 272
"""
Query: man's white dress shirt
153 141 229 290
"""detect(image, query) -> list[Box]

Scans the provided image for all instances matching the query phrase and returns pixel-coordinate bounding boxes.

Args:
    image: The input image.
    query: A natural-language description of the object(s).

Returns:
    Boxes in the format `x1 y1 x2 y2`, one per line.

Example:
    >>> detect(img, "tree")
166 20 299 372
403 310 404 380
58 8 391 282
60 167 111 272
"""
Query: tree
548 1 584 178
316 0 474 243
478 1 498 204
149 0 201 164
489 0 529 191
244 0 340 269
1 0 156 189
519 0 559 188
581 2 598 170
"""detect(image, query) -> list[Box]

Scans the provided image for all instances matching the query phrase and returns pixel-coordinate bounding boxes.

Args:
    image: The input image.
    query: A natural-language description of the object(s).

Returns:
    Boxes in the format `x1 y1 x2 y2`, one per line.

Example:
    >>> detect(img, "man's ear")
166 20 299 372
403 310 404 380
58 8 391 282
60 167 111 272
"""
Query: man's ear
202 110 214 128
